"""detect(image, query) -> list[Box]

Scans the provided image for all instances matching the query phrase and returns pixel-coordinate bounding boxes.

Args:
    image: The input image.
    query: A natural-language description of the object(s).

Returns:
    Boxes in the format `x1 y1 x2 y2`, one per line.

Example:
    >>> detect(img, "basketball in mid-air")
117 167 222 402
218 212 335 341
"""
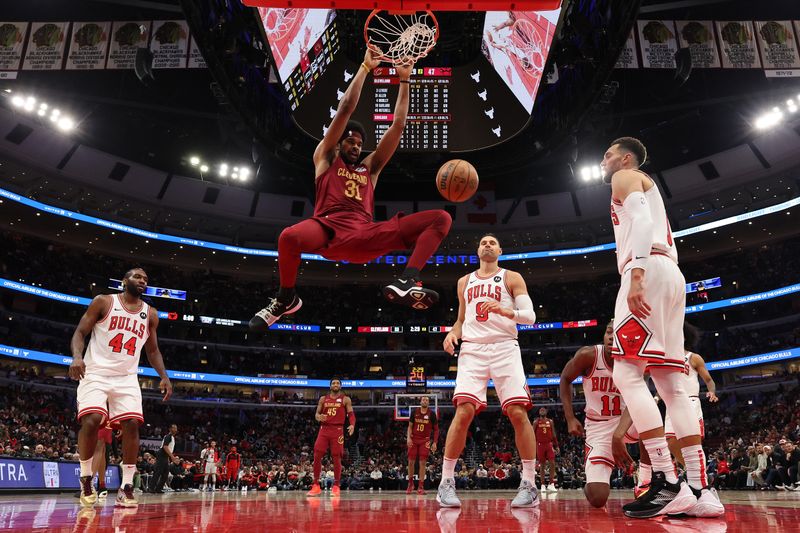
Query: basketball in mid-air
435 159 479 203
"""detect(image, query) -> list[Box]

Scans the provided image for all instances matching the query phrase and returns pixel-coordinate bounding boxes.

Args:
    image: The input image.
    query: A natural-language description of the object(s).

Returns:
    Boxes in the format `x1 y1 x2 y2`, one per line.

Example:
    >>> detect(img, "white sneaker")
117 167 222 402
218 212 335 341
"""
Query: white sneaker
511 480 540 508
688 488 725 518
546 483 557 493
436 478 461 508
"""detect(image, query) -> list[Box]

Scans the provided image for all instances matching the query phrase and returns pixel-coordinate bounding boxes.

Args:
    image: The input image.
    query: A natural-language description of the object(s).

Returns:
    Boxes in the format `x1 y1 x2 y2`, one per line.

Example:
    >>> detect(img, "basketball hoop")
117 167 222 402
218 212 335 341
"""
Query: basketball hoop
509 19 546 75
364 10 439 67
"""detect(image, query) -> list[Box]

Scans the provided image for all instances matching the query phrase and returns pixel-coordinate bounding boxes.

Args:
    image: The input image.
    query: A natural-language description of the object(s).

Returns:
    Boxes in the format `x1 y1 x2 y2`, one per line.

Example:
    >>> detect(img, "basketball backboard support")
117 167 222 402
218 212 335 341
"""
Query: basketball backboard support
394 393 440 422
242 0 561 12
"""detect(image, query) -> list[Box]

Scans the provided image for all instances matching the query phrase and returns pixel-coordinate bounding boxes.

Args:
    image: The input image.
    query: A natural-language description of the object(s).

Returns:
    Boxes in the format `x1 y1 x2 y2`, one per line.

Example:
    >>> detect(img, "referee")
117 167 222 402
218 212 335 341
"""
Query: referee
151 424 178 493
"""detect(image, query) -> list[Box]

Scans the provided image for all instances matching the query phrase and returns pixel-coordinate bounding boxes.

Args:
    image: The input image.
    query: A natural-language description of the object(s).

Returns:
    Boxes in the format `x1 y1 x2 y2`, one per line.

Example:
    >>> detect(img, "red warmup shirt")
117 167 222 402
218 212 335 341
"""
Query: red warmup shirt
534 417 558 445
320 393 348 427
314 156 374 222
409 408 439 443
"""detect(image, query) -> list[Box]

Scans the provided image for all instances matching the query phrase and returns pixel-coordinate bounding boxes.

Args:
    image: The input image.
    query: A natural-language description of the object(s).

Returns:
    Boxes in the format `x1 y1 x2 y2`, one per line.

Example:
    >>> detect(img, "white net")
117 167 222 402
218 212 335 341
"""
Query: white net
509 19 546 75
365 11 438 67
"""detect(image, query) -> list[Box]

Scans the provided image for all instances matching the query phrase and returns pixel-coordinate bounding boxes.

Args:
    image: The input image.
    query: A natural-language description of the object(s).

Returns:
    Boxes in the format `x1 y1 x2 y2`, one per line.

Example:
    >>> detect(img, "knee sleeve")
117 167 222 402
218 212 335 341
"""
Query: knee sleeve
612 359 663 434
433 210 452 235
651 371 700 439
278 226 301 252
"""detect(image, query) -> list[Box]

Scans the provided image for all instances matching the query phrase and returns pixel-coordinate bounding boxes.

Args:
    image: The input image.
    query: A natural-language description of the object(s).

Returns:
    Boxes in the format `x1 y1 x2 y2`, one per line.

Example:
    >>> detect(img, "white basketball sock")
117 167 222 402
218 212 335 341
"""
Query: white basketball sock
121 464 136 487
441 457 457 482
682 444 707 490
638 462 652 486
642 438 677 484
522 459 536 484
80 458 93 477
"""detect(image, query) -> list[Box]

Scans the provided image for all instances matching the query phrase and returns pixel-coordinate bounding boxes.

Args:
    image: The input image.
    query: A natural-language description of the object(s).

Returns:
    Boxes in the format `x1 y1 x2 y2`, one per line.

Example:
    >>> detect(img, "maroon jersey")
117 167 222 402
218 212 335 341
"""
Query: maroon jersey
314 156 374 222
534 418 557 445
410 408 439 442
320 393 348 427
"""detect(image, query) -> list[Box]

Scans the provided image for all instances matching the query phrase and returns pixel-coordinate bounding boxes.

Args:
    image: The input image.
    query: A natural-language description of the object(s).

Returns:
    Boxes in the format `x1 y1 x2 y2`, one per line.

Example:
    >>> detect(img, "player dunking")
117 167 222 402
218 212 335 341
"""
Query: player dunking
406 395 439 494
249 49 452 330
533 408 559 492
69 267 172 508
307 378 355 497
560 320 640 507
601 137 724 518
438 234 538 508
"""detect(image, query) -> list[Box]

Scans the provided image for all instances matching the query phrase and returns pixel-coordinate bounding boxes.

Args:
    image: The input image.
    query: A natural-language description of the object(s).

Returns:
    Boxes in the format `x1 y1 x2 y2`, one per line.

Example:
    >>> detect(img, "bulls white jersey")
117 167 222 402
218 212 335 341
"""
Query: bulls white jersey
584 345 626 421
685 352 700 397
461 268 517 344
84 293 150 377
610 170 678 274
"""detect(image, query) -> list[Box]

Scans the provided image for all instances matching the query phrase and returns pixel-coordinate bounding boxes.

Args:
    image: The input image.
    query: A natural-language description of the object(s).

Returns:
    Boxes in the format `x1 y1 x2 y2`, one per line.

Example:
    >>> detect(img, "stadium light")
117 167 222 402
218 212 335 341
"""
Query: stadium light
11 95 24 107
189 156 200 166
755 110 783 130
219 163 228 177
56 117 74 131
591 165 601 179
239 167 250 179
580 166 592 182
199 164 209 173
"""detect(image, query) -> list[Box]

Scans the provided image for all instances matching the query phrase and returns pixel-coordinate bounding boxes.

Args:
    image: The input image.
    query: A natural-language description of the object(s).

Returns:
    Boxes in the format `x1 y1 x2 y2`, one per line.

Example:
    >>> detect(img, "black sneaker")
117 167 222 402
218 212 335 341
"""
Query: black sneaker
383 278 439 310
622 471 697 518
249 295 303 331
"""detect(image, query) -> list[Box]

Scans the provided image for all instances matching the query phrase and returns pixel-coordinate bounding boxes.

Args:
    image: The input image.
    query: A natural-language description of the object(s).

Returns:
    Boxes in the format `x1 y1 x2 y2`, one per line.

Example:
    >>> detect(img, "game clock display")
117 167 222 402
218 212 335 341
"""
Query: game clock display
407 366 427 391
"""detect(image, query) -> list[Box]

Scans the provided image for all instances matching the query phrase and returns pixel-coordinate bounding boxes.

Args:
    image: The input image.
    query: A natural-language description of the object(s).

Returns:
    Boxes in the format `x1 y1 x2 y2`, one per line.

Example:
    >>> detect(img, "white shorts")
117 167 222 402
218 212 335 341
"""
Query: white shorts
204 463 217 475
453 339 531 415
76 373 143 427
584 418 640 484
664 396 704 438
612 255 686 372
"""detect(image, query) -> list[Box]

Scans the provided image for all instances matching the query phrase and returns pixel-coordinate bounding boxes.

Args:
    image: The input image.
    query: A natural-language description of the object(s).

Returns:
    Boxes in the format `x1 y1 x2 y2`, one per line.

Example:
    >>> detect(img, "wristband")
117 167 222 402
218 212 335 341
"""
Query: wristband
360 62 371 74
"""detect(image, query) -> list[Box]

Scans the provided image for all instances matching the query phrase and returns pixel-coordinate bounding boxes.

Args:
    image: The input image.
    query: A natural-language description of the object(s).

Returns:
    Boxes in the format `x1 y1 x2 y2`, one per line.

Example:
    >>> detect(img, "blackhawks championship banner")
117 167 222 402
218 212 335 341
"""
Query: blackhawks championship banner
22 22 69 70
150 20 189 69
66 21 111 70
107 21 150 69
716 21 761 69
755 20 800 69
0 22 28 71
188 35 207 69
637 20 678 68
615 29 639 69
676 20 721 68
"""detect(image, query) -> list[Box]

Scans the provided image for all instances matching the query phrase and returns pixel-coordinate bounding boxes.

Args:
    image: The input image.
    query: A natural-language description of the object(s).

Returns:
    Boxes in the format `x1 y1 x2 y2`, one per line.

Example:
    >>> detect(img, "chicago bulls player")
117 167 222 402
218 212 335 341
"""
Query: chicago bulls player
69 268 172 508
560 320 640 507
249 49 451 330
438 234 538 509
534 409 559 492
307 378 355 497
406 395 439 494
602 137 723 518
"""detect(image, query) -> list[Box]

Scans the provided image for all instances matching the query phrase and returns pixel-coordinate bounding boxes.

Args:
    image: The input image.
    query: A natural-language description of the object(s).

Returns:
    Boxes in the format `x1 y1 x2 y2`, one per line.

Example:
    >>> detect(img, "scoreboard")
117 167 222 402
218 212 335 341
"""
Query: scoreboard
407 366 427 392
372 66 451 151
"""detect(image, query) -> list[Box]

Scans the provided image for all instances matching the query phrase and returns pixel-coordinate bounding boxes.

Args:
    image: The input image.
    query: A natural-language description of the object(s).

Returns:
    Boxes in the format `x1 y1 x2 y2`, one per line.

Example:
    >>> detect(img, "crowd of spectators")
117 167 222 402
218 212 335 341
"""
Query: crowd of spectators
3 374 798 494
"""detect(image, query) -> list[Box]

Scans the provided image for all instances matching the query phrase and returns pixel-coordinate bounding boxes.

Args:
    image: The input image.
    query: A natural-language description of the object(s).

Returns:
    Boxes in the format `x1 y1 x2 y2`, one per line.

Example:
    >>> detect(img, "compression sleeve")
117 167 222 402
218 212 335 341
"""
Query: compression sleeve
512 294 536 324
623 191 654 272
348 411 356 427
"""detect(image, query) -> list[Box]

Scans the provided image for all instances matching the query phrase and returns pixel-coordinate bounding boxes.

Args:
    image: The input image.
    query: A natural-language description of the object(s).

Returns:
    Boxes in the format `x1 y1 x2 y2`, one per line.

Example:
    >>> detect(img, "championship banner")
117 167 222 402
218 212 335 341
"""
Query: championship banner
676 20 721 68
150 20 189 69
755 20 800 70
107 21 150 69
22 22 69 70
188 34 207 69
615 29 639 69
66 21 111 70
716 21 761 69
637 20 678 68
0 22 28 71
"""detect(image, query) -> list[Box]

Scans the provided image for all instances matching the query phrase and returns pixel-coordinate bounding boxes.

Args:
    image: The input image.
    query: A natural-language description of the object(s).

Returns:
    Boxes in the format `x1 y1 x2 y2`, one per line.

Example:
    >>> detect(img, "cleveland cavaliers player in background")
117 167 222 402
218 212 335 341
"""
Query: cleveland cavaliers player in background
438 234 538 509
249 49 451 330
70 268 172 508
602 137 723 518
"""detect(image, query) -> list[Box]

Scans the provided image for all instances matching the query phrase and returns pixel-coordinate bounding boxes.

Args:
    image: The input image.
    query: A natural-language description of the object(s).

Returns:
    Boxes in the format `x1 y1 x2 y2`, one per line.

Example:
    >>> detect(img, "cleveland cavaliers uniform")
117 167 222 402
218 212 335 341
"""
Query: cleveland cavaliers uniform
76 293 150 427
664 352 705 438
610 171 686 371
453 269 532 414
582 345 640 483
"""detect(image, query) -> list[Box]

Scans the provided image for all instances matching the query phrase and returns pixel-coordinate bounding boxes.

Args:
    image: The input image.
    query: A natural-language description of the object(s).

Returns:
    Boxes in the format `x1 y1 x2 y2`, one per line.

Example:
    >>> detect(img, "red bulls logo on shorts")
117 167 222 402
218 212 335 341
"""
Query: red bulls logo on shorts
614 316 653 357
337 435 344 445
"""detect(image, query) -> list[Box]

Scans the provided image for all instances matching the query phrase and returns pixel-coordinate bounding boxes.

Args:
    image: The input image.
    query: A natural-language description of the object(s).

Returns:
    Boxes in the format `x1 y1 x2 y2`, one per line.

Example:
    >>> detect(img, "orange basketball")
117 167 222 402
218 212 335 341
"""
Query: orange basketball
435 159 478 203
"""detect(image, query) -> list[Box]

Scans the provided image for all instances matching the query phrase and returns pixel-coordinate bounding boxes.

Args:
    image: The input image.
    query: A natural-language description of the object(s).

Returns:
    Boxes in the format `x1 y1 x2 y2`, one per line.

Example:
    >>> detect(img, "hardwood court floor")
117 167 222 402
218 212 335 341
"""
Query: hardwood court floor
1 488 798 532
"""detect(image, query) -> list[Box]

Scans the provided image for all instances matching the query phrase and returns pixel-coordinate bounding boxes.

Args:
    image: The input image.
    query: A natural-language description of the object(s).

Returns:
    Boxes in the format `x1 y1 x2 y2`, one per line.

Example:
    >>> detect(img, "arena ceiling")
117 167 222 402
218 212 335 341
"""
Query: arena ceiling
1 0 799 204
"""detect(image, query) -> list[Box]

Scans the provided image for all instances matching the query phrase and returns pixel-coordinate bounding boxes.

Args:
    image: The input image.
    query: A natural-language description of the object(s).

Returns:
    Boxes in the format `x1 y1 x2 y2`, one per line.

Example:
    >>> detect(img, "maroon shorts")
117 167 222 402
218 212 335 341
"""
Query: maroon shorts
314 426 345 456
408 440 431 460
97 426 113 445
537 441 555 462
312 213 406 263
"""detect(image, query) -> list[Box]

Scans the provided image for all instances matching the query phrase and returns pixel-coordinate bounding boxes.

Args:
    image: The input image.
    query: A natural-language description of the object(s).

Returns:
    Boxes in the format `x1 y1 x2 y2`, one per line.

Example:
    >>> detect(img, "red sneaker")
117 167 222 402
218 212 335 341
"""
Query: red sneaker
406 484 414 494
417 485 426 495
331 485 341 497
306 484 322 497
